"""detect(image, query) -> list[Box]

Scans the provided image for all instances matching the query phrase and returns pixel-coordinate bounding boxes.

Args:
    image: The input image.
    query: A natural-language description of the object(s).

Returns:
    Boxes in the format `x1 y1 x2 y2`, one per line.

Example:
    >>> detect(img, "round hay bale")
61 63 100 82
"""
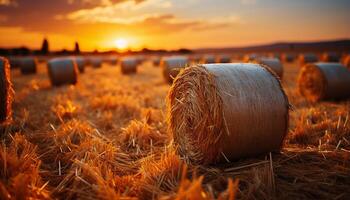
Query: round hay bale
19 57 37 74
8 56 21 69
120 57 138 74
255 58 284 78
299 53 318 66
0 57 13 125
167 63 289 164
298 62 350 102
281 53 295 63
218 55 231 63
190 55 201 63
74 57 86 73
322 52 340 62
243 54 258 62
151 56 161 66
47 58 79 87
90 57 102 68
161 56 189 83
202 55 215 64
342 55 350 69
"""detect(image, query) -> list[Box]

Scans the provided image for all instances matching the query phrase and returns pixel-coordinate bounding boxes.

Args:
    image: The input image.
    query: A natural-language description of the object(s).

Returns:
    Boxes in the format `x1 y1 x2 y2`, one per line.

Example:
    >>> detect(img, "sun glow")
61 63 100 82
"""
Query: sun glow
115 38 128 50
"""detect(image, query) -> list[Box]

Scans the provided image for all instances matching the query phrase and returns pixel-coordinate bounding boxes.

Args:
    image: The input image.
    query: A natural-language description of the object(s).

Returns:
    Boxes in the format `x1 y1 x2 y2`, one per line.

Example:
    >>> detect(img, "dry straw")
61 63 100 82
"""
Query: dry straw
161 56 189 83
298 62 350 102
47 57 79 87
299 53 318 66
167 63 289 165
120 57 138 74
0 57 13 125
19 57 37 74
254 58 284 78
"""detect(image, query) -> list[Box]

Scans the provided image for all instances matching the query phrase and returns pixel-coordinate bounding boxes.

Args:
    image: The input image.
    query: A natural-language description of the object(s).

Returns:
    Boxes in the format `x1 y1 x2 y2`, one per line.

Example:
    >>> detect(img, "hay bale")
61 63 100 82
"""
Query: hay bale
0 57 13 125
121 57 138 74
167 63 289 164
299 53 318 66
161 56 189 83
281 53 295 63
322 52 340 62
47 58 79 86
218 55 231 63
89 57 102 68
151 56 161 66
19 57 37 74
74 57 86 73
298 62 350 102
202 55 215 64
8 56 21 69
342 55 350 69
243 54 258 62
255 58 284 78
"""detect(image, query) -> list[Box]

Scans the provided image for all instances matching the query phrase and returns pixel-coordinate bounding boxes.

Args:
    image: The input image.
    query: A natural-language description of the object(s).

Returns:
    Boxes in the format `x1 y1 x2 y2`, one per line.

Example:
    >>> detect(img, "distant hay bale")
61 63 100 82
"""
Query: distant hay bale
281 53 295 63
342 55 350 69
47 58 79 87
202 55 215 64
255 58 284 78
8 56 21 69
90 57 102 68
190 55 201 63
161 56 189 83
151 56 161 66
299 53 318 66
19 57 37 74
298 62 350 102
121 57 138 74
167 63 289 164
74 57 86 73
218 55 231 63
322 52 340 62
243 54 258 62
0 57 13 125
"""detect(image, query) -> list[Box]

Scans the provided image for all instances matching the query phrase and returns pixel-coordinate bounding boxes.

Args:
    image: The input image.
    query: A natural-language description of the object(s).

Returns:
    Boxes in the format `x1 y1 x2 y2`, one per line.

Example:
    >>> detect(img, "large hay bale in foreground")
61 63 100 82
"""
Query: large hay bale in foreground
161 56 189 83
19 57 37 74
298 62 350 102
121 57 138 74
47 58 79 87
299 53 318 66
255 58 284 78
167 63 289 164
0 57 13 125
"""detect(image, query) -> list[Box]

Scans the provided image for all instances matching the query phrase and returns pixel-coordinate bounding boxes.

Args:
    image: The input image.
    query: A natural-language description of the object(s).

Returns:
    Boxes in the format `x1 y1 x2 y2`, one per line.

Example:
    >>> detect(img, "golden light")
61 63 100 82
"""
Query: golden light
115 38 128 50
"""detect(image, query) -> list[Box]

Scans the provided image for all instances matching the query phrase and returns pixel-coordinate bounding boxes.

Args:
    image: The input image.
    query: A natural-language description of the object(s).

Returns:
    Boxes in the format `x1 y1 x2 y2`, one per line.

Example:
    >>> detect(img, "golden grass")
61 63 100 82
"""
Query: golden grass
0 59 349 199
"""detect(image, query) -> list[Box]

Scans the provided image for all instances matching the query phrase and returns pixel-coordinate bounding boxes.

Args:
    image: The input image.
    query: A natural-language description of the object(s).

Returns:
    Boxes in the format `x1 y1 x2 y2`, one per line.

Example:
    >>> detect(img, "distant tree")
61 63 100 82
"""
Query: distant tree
40 38 49 55
74 41 80 54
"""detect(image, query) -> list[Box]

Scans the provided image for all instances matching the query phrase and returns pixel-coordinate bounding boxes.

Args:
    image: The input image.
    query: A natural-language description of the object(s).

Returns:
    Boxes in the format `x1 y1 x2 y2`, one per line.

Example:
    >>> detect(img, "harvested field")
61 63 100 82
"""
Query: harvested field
0 59 349 200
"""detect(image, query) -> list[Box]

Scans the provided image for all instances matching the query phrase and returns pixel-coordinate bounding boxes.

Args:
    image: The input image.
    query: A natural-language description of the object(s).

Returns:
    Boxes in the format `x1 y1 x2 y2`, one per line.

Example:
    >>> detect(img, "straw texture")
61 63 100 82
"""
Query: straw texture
167 63 289 165
298 62 350 102
47 58 79 87
255 58 284 78
0 57 13 125
121 57 138 74
19 57 37 74
161 56 188 83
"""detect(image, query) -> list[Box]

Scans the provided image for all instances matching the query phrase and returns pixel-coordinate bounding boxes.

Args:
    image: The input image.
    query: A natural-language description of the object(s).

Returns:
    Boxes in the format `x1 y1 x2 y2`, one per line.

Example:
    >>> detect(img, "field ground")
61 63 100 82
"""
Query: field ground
1 59 350 199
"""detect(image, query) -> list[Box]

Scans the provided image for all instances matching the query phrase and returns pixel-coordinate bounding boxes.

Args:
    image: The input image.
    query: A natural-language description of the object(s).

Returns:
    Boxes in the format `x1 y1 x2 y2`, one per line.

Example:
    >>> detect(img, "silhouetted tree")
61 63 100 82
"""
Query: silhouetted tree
74 41 80 54
40 38 49 55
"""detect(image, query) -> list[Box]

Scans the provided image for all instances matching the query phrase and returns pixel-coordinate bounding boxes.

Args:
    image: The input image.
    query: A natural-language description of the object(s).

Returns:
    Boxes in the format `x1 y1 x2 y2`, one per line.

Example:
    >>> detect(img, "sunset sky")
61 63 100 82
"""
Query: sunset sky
0 0 349 51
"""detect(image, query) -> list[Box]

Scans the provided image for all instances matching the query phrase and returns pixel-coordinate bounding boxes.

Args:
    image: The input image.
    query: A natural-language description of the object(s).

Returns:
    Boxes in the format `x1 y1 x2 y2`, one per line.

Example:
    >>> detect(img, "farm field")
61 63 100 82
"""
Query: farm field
1 59 349 199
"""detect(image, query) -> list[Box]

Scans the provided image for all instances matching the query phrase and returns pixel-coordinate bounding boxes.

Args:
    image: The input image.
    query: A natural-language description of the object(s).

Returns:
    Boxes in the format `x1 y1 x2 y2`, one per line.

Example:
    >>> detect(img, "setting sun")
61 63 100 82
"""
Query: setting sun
114 38 128 50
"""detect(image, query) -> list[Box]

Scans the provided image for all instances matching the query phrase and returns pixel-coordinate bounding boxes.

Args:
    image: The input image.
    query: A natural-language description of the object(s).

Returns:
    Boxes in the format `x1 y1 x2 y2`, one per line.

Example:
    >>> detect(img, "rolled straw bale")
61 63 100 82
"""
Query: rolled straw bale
167 63 289 164
298 62 350 102
19 57 37 74
281 53 295 63
243 54 258 62
120 57 138 74
151 56 161 66
202 55 215 64
47 58 79 86
218 55 231 63
322 52 340 62
344 55 350 69
0 57 13 125
254 58 284 78
190 55 201 63
74 57 86 73
299 53 318 66
8 56 21 69
90 57 102 68
161 56 189 83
